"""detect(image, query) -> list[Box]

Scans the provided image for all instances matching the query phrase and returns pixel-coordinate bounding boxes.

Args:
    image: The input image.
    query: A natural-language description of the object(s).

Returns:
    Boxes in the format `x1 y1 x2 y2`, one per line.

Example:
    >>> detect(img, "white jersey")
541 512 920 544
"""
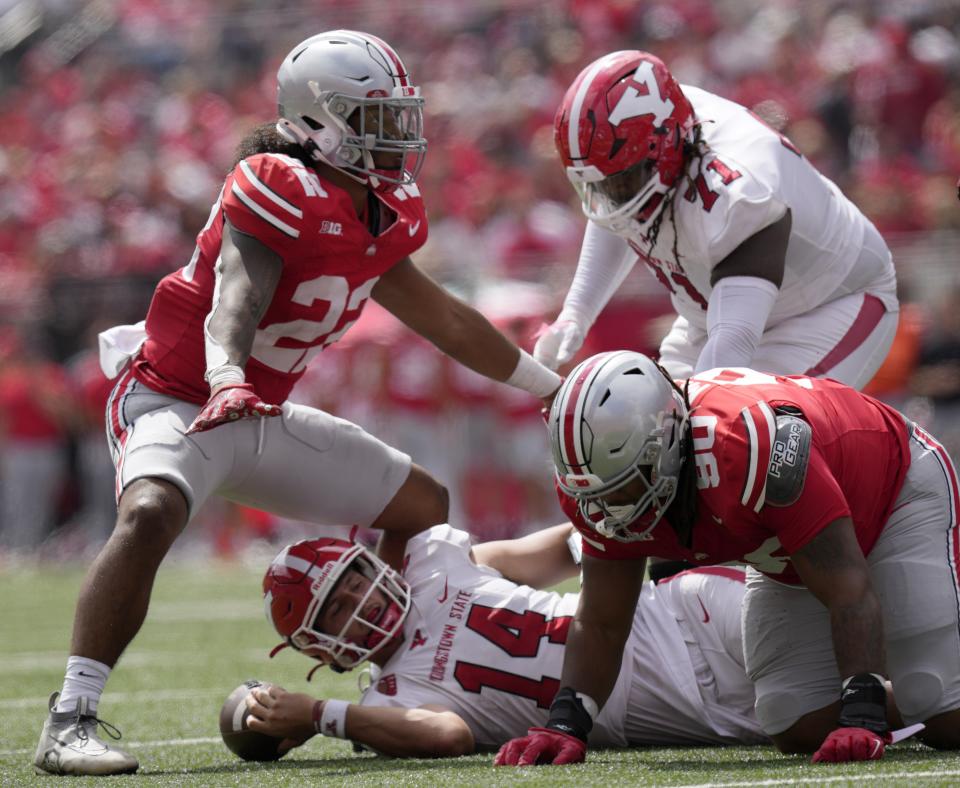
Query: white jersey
622 86 896 331
358 525 766 749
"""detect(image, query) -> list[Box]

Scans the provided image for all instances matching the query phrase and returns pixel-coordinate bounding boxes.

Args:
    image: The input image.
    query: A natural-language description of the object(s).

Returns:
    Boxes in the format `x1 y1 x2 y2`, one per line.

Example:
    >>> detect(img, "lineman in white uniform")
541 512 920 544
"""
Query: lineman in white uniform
536 51 897 389
250 524 766 756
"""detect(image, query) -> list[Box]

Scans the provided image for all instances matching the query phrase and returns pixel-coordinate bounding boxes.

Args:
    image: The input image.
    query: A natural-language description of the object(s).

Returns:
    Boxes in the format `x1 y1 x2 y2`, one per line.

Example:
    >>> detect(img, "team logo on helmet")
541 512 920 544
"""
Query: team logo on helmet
555 51 695 236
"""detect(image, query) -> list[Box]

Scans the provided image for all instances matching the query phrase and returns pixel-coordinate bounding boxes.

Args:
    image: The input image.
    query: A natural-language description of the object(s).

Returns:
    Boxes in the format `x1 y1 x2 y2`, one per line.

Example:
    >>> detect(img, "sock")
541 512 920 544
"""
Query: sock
56 656 111 713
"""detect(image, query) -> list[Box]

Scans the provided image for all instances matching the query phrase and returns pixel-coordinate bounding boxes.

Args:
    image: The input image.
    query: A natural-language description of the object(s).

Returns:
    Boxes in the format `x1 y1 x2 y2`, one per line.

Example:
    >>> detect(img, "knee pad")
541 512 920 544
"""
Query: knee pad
895 671 945 722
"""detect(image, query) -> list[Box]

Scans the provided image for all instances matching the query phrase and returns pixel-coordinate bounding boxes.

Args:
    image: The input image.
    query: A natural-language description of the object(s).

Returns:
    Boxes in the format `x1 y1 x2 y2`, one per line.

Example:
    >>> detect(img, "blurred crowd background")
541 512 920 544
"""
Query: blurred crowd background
1 0 959 559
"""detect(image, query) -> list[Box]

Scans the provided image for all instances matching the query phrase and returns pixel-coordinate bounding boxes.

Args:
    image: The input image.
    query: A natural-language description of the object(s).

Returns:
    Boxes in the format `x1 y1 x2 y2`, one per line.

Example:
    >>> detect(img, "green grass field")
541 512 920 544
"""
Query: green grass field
2 559 959 787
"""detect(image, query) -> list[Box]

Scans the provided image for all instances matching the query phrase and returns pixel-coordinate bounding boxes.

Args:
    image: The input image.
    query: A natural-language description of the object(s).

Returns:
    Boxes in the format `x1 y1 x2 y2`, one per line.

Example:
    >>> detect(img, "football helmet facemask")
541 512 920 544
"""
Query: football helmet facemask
276 29 426 189
555 51 695 236
548 351 690 541
263 537 410 671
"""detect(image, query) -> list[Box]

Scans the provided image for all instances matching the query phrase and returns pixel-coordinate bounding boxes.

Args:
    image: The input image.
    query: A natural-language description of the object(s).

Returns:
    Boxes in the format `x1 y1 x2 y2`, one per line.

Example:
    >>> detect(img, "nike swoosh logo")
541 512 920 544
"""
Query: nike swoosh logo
437 577 448 604
697 594 710 623
78 671 99 678
870 738 883 758
408 220 421 237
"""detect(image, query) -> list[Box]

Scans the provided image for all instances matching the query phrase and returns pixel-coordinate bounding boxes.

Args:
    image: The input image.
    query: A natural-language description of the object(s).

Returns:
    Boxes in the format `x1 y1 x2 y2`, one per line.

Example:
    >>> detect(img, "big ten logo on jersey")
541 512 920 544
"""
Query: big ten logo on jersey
627 241 708 310
319 220 342 236
691 414 720 489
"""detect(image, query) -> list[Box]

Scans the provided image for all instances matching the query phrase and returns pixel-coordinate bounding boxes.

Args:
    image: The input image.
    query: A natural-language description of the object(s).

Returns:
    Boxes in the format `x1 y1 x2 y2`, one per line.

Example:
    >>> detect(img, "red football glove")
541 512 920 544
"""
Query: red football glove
186 384 280 435
494 727 586 767
812 727 892 763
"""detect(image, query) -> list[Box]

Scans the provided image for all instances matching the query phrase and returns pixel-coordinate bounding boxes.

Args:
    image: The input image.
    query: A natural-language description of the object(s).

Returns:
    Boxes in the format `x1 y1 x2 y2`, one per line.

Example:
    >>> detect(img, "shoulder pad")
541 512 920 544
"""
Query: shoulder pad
224 153 331 244
765 414 811 507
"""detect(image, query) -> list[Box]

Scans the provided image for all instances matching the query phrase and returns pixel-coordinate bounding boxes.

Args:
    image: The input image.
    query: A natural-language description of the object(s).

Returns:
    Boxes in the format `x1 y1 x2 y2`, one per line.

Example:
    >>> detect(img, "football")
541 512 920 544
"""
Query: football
218 679 286 762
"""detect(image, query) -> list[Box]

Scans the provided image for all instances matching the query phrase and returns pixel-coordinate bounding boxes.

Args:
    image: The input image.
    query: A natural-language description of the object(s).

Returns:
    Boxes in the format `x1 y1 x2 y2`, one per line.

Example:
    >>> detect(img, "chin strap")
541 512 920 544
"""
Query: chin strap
268 640 338 680
268 642 289 659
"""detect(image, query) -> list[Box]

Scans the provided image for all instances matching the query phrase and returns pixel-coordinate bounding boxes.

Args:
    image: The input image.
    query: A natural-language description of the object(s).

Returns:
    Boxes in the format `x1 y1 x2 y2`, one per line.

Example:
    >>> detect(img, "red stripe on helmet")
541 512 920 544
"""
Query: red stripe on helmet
362 32 410 87
560 354 607 472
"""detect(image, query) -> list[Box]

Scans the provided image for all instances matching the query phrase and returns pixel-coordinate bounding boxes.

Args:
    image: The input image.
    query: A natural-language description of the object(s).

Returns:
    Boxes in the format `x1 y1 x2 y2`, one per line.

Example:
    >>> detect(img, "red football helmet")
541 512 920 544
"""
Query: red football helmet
263 538 410 670
554 51 696 235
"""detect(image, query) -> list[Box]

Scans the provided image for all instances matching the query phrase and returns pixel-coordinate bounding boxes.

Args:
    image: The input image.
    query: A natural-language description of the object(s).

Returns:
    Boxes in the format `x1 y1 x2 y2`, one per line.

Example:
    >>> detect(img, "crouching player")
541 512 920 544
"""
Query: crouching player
246 523 768 756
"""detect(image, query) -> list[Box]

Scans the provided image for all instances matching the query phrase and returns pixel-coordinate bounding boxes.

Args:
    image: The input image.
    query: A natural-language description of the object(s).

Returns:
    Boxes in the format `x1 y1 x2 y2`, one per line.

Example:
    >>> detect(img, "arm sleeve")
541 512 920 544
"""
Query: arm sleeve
559 221 636 326
694 275 779 373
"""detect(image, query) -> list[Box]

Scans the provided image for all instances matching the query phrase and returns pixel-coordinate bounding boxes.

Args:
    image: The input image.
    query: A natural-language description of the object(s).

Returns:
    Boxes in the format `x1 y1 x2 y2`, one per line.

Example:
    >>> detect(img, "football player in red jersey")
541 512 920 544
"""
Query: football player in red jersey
34 31 561 777
497 351 960 767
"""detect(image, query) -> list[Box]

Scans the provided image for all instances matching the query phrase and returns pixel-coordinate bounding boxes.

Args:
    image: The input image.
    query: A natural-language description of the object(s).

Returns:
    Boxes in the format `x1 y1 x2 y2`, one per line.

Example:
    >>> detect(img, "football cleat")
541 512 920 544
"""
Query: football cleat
33 692 139 776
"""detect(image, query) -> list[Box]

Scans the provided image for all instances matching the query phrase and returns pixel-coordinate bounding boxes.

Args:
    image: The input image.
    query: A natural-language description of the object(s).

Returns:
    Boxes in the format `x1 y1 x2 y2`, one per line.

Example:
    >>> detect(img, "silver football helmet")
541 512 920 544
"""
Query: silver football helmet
549 350 689 541
276 30 426 188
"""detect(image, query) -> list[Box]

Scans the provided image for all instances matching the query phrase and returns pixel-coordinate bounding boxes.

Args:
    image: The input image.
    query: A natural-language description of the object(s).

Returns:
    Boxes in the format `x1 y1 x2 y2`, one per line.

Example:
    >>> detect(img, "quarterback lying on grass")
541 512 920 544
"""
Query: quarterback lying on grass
243 522 769 758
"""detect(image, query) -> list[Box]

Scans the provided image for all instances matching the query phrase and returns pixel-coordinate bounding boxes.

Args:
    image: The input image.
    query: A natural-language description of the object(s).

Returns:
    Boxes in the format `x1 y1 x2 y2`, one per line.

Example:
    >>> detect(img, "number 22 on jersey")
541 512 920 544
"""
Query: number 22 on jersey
183 184 378 376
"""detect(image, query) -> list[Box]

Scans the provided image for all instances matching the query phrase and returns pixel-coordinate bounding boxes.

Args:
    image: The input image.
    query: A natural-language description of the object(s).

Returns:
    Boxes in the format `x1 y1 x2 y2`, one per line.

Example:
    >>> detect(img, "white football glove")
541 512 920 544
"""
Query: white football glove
533 318 587 370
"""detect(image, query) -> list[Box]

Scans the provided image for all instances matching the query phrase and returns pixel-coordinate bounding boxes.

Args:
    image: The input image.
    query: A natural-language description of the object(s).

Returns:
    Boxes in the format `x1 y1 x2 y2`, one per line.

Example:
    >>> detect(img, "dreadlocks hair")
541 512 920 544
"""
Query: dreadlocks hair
231 121 316 171
653 360 698 547
643 123 711 270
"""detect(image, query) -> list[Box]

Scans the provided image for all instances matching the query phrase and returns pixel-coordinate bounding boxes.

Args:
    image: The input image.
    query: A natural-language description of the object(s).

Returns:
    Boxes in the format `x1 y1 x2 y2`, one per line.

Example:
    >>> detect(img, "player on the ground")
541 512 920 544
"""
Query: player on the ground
498 350 960 767
534 51 898 389
245 524 767 756
33 30 560 777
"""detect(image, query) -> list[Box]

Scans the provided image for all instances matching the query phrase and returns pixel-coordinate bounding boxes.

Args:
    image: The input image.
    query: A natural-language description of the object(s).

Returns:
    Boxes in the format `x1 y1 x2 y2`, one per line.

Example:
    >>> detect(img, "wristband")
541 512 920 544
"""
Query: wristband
544 686 597 743
506 349 562 398
838 673 888 735
205 364 245 389
566 531 583 566
318 698 349 739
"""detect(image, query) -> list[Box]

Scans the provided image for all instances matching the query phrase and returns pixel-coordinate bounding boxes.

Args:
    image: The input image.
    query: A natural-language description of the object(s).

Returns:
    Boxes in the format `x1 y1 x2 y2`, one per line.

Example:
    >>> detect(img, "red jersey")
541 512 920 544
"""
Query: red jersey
562 368 912 585
132 152 428 404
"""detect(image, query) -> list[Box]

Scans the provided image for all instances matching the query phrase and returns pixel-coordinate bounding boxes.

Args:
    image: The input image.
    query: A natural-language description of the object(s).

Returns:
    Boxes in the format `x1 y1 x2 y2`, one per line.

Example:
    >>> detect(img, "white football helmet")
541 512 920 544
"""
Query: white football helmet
548 350 689 541
276 30 426 188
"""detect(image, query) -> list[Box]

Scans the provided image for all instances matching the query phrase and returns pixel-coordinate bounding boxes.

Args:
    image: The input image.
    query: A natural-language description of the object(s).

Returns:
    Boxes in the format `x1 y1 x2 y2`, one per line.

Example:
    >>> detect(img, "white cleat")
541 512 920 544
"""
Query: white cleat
33 692 139 776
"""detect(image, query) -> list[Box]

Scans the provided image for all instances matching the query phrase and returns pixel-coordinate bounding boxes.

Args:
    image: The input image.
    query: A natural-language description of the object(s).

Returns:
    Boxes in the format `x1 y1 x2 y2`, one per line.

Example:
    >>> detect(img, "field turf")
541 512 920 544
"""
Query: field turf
2 558 959 786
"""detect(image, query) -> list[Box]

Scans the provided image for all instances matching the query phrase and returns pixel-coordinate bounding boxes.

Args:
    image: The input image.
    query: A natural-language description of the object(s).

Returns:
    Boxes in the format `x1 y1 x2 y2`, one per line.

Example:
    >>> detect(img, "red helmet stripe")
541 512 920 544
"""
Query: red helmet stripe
361 32 410 87
558 353 607 471
566 53 621 160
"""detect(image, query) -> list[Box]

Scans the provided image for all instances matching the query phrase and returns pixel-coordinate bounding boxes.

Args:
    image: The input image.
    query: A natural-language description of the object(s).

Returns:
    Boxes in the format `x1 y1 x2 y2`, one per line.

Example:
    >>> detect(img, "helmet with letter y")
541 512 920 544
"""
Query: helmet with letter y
554 51 696 235
262 537 410 672
276 29 427 190
547 350 691 542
